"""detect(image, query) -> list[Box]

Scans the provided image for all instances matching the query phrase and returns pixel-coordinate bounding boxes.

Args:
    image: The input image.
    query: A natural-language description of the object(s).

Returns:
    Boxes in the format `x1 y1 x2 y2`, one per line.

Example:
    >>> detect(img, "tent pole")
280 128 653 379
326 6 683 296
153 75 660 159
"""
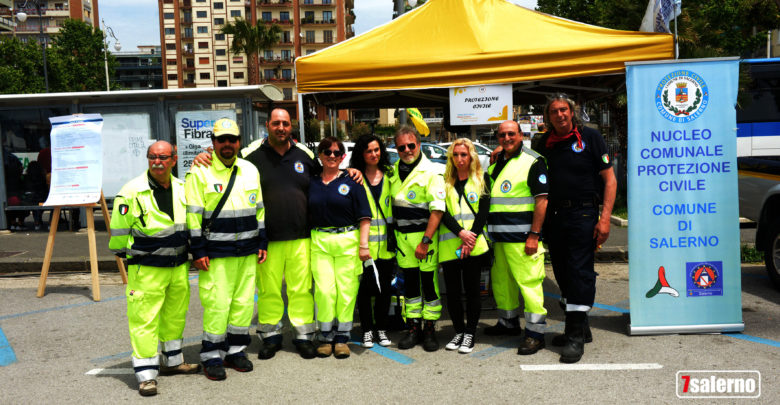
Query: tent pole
298 95 306 143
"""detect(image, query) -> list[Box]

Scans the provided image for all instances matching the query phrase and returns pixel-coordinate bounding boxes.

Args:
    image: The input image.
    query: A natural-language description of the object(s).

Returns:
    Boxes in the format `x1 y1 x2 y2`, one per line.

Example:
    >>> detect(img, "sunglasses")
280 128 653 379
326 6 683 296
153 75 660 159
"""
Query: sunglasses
215 136 240 143
397 143 417 152
147 154 172 161
321 149 344 157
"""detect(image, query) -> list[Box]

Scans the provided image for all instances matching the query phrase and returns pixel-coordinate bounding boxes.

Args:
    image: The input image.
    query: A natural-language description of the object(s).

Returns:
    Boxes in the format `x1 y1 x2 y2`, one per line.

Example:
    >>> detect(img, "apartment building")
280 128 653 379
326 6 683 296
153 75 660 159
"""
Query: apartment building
158 0 354 113
114 46 164 90
0 0 99 39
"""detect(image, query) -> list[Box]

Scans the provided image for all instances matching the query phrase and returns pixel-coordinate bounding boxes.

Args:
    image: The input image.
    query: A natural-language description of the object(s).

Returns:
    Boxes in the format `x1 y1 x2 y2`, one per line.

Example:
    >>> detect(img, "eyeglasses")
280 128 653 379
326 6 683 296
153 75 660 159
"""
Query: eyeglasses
215 136 240 144
497 131 517 138
147 154 173 161
397 143 417 152
321 149 344 157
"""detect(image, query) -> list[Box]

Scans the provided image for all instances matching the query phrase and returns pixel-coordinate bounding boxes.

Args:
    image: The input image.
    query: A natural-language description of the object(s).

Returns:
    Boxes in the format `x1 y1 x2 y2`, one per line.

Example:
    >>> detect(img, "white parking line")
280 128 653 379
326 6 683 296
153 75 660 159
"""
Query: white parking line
86 368 134 375
520 363 663 371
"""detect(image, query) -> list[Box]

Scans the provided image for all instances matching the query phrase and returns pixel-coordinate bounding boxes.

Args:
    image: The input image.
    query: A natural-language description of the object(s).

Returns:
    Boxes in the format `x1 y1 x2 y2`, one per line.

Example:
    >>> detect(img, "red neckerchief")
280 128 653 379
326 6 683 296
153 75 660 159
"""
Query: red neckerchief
545 127 582 150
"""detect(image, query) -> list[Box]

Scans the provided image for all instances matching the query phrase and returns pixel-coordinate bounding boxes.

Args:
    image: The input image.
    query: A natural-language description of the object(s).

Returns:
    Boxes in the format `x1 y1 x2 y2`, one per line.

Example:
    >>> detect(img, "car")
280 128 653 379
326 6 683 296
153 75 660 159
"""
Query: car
386 146 445 171
389 142 448 165
439 141 492 169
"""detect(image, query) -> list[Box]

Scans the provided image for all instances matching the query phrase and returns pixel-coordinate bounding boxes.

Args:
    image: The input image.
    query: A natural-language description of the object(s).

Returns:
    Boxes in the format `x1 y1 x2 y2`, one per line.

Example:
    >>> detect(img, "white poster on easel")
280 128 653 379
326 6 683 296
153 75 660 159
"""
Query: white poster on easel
100 113 155 198
44 114 104 206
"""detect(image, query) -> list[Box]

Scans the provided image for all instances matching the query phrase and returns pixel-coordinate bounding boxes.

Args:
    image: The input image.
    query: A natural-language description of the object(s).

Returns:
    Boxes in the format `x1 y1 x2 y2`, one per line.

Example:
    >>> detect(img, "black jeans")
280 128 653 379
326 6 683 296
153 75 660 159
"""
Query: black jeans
357 258 395 332
442 253 490 335
546 205 598 307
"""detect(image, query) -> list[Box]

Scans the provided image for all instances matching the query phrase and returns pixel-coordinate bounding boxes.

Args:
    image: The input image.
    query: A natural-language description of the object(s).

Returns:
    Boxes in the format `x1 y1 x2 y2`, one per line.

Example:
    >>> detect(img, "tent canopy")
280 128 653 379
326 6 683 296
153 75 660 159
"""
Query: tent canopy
295 0 673 96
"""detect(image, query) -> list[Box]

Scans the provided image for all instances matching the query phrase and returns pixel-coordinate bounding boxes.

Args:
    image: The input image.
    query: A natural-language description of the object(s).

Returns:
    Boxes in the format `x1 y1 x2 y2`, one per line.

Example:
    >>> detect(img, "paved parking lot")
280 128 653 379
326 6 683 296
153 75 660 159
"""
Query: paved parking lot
0 262 778 403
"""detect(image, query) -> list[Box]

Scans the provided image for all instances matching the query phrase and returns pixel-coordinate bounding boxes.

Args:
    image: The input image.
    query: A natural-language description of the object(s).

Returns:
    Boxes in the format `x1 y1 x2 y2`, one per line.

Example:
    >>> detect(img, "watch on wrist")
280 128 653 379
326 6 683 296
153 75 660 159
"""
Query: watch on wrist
421 236 433 245
528 230 541 237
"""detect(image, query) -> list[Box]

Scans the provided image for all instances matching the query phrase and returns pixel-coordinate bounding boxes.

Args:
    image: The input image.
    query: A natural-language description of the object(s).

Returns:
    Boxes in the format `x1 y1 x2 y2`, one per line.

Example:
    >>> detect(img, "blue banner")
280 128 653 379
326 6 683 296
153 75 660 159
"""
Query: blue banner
626 58 743 335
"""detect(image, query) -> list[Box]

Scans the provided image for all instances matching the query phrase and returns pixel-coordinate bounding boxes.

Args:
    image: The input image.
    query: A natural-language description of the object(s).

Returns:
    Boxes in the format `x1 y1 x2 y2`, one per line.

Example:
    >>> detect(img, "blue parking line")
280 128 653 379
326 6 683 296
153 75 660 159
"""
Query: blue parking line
0 295 125 322
0 326 18 366
91 335 203 364
725 333 780 348
350 340 415 365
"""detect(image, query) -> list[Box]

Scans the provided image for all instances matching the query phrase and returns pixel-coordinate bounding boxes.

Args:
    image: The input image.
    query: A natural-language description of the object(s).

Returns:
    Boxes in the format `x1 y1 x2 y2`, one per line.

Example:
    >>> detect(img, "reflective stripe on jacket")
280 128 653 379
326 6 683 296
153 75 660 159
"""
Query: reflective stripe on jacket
109 172 189 267
487 146 540 243
439 176 489 262
185 153 266 260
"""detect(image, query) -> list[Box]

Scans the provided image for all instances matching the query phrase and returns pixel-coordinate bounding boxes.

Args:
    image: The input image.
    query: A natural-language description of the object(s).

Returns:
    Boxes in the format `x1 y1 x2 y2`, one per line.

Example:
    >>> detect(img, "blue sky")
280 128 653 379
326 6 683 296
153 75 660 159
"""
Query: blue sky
100 0 537 52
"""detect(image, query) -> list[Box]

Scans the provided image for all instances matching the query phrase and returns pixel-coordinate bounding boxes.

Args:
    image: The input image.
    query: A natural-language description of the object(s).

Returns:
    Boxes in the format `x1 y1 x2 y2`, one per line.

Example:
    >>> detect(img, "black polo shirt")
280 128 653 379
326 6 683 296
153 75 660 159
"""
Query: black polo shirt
147 171 173 220
242 139 321 241
308 172 371 228
535 126 611 202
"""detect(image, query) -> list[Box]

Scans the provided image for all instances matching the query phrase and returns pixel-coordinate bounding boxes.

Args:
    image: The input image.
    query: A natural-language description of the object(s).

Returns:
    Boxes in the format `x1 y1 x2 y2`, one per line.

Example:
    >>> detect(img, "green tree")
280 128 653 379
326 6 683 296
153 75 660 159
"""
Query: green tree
0 37 47 94
48 18 118 92
221 18 282 84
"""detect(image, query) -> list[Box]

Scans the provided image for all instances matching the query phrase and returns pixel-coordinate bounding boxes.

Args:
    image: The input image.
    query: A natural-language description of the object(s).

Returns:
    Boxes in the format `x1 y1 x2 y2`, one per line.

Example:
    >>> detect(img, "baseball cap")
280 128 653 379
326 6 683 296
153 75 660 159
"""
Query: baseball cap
213 118 240 138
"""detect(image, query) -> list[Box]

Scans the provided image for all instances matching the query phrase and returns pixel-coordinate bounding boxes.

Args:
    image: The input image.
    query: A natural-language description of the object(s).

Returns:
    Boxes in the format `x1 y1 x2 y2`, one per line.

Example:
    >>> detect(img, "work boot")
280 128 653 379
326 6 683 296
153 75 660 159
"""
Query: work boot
224 354 253 372
294 339 317 359
517 335 545 355
257 337 282 360
159 362 201 376
398 318 422 349
552 317 592 346
138 379 157 396
316 343 333 358
484 318 522 336
422 320 440 352
334 343 351 359
560 312 586 363
202 360 226 381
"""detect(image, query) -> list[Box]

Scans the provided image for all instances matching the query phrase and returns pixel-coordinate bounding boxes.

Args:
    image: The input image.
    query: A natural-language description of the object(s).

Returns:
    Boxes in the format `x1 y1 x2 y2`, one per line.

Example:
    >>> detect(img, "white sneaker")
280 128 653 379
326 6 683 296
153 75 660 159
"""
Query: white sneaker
362 331 374 348
377 330 391 347
458 333 475 354
445 333 464 351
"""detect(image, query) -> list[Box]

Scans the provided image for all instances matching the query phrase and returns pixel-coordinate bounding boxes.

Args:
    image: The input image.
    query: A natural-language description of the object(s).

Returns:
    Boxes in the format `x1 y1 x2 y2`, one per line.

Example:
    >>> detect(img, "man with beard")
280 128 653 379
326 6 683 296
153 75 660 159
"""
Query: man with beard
185 118 267 380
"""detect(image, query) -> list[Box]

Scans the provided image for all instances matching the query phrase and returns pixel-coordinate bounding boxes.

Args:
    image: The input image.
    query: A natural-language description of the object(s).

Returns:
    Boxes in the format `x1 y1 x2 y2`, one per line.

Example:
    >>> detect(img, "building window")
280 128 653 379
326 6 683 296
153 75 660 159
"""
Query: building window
304 0 313 4
280 12 290 22
215 33 225 41
323 11 332 22
214 18 224 25
199 57 210 64
263 69 273 80
281 50 291 60
230 10 241 17
183 28 193 37
283 88 293 100
217 65 227 71
197 26 208 34
198 41 208 49
233 56 243 64
304 11 314 23
163 13 174 19
196 11 207 18
165 43 176 50
282 31 291 43
166 59 177 66
218 80 228 87
214 2 223 9
282 69 292 80
262 12 271 22
323 0 332 4
305 31 315 43
200 72 210 79
234 72 244 79
264 50 273 60
167 74 178 80
323 31 333 43
164 28 175 35
306 49 315 55
216 49 226 56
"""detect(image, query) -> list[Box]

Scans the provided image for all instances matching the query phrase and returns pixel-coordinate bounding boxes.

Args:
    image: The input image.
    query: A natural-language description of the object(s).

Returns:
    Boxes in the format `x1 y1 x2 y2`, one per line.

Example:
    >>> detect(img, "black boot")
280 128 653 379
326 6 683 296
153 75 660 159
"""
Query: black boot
398 318 422 349
484 317 522 336
560 311 586 363
422 320 440 352
552 315 592 346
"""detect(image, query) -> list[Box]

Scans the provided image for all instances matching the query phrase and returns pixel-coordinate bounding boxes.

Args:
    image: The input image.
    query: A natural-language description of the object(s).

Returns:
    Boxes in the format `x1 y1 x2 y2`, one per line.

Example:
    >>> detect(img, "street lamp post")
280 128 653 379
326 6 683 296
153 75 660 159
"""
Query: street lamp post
16 0 49 92
102 19 121 91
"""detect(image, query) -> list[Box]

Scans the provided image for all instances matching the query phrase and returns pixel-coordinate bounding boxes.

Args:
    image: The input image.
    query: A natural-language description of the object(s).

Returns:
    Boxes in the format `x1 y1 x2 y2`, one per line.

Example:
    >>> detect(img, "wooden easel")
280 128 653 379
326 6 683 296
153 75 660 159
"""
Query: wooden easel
37 192 128 301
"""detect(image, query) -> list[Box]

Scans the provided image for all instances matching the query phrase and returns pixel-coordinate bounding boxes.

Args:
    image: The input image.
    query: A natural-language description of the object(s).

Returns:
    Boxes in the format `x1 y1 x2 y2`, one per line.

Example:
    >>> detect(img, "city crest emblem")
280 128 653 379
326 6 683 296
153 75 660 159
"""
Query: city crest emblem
500 180 512 193
248 193 257 204
118 204 129 215
571 141 585 153
214 184 224 193
294 161 304 174
407 190 416 200
655 69 709 123
338 184 350 195
467 191 478 204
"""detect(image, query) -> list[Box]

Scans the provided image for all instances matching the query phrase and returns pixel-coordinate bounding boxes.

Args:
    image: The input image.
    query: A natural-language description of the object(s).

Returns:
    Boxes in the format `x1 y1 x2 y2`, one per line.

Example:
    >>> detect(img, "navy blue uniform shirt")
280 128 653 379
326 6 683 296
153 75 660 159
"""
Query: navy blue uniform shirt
308 172 371 228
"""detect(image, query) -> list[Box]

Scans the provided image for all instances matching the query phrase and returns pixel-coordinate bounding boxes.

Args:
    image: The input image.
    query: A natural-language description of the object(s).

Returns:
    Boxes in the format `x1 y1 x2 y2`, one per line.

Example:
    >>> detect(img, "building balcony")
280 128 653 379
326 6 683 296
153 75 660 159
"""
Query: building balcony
301 38 333 46
261 77 294 83
300 18 335 26
183 65 196 71
181 17 193 25
258 0 292 8
299 1 335 7
182 80 196 88
180 0 192 9
182 49 194 56
259 56 294 65
261 18 293 25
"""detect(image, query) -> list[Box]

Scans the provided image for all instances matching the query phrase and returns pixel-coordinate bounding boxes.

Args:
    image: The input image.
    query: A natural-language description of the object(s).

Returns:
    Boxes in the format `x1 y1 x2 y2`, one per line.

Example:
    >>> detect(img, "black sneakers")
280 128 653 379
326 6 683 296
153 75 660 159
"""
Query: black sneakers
203 363 226 381
458 333 475 354
445 333 464 351
224 355 253 372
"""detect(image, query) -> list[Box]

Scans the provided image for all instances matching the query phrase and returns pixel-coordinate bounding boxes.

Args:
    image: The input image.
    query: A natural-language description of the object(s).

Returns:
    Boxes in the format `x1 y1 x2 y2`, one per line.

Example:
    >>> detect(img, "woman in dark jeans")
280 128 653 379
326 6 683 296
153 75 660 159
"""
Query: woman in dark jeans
349 134 397 348
439 138 491 354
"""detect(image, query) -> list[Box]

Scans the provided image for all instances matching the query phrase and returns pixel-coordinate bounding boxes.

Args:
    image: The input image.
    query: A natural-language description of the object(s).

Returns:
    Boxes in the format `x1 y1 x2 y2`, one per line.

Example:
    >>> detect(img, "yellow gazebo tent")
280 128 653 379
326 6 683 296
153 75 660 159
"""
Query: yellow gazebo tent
295 0 673 94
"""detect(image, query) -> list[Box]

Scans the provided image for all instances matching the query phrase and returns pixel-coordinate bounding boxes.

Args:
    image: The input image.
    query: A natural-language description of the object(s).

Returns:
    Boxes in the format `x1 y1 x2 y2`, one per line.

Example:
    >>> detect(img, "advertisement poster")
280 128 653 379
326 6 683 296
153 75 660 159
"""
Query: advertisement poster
449 84 512 125
44 114 104 206
626 58 743 335
175 110 237 180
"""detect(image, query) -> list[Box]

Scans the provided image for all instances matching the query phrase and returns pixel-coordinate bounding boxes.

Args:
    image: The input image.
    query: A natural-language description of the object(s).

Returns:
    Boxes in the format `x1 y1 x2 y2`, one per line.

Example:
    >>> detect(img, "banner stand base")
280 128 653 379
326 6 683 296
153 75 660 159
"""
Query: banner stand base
630 322 744 336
